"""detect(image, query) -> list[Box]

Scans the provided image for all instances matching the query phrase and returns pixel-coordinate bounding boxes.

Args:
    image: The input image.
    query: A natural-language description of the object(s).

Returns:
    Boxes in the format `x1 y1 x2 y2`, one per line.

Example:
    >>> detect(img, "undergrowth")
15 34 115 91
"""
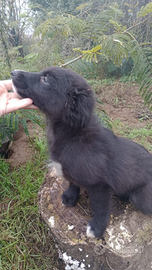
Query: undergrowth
87 78 116 93
0 110 44 146
113 119 152 152
0 136 64 270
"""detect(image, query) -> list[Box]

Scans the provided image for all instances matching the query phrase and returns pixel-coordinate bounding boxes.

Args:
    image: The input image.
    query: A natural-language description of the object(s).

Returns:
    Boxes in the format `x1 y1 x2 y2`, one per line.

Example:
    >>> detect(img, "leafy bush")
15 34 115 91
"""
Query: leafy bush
0 110 44 146
0 62 11 80
132 46 152 109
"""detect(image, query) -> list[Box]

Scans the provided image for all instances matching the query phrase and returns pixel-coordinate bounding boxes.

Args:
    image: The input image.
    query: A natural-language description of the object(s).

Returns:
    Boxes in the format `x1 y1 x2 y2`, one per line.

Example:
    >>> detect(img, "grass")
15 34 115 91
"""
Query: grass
87 78 116 93
113 119 152 152
0 135 64 270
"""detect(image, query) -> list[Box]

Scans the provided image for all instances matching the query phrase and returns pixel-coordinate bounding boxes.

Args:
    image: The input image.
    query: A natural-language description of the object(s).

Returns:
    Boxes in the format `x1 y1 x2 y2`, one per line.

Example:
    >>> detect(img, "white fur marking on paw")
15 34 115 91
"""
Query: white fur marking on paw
86 225 95 238
51 161 63 177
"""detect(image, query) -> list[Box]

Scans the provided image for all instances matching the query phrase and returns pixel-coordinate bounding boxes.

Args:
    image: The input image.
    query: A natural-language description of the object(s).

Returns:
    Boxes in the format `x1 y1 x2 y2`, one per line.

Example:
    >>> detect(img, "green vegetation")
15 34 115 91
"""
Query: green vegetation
1 0 152 143
1 1 152 91
0 136 64 270
0 1 152 268
87 78 116 94
113 120 152 152
0 111 44 146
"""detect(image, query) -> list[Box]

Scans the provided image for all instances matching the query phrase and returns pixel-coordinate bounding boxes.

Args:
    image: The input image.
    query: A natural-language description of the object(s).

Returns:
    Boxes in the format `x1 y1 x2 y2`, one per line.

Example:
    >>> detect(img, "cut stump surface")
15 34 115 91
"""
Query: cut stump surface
39 168 152 270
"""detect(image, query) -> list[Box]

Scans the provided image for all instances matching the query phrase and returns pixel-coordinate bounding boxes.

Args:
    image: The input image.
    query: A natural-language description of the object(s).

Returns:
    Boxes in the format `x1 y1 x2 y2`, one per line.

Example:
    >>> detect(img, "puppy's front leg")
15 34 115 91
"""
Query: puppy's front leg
62 182 80 207
86 184 112 238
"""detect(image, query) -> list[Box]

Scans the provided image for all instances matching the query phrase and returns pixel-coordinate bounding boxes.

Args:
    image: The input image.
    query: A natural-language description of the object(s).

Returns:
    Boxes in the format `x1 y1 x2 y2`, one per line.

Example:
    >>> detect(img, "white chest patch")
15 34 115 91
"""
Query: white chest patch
51 161 63 177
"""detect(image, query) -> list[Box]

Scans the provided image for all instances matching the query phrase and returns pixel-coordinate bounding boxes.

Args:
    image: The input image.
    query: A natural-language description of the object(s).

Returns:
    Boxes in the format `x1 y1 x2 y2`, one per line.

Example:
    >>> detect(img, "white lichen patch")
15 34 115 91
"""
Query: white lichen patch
80 263 85 268
107 222 133 254
120 224 126 231
60 252 86 270
68 225 75 231
48 216 55 227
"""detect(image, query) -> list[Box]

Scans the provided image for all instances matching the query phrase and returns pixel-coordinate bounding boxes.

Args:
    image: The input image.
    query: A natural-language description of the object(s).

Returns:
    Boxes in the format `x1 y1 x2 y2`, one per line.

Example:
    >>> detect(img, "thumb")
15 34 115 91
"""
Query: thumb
4 98 33 115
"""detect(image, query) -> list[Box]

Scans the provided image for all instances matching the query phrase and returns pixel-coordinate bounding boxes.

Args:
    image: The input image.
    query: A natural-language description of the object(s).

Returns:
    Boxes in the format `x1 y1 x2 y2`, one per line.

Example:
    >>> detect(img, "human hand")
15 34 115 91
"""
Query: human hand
0 80 38 117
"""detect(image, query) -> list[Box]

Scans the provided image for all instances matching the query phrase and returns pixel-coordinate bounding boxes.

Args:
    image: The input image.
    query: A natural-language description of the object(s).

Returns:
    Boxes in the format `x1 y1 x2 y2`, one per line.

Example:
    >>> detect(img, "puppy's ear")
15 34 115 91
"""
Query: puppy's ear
62 86 94 128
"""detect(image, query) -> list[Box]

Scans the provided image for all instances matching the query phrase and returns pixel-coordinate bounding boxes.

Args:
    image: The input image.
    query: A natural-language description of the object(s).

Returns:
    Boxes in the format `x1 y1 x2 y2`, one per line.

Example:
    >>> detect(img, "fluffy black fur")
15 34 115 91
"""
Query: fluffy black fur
11 67 152 238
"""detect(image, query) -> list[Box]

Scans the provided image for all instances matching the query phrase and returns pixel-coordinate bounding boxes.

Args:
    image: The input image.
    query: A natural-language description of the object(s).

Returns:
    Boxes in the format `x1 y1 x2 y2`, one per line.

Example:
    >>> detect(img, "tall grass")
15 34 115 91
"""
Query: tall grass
0 136 64 270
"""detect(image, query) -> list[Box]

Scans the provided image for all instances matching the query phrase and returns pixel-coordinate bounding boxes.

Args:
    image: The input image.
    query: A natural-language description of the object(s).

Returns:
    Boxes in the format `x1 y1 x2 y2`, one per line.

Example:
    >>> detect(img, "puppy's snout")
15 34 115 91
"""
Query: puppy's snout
11 70 20 77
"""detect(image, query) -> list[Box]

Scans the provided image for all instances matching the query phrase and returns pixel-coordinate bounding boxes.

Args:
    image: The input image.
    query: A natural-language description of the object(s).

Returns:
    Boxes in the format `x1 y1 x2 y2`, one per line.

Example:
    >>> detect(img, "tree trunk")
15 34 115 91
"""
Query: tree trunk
0 15 11 69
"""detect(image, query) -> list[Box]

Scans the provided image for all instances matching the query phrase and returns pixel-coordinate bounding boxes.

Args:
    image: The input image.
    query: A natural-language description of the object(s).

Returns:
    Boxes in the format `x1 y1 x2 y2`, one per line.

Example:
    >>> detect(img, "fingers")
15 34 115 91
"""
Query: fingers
25 104 39 110
1 98 34 116
7 98 33 111
8 92 39 110
8 92 21 99
0 80 12 95
0 81 39 117
2 80 12 91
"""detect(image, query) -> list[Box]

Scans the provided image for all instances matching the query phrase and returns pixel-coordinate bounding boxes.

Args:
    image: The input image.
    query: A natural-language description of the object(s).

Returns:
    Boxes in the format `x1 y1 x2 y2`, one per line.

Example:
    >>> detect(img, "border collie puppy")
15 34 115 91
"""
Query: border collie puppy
12 67 152 238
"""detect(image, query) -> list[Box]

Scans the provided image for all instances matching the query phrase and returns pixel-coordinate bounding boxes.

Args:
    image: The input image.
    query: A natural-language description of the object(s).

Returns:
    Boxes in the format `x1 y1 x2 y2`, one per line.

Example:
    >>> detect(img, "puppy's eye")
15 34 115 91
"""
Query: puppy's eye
43 76 48 83
41 76 48 84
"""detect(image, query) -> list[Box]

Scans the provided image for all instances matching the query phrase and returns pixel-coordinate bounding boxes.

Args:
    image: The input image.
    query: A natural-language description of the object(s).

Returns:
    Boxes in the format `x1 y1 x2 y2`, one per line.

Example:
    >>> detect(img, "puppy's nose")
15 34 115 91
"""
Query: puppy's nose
11 70 19 77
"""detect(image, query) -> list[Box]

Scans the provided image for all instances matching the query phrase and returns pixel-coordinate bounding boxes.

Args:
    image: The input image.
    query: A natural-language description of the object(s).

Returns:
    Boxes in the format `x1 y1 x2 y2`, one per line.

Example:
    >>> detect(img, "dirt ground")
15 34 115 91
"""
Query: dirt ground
98 81 152 128
7 121 44 168
6 81 152 270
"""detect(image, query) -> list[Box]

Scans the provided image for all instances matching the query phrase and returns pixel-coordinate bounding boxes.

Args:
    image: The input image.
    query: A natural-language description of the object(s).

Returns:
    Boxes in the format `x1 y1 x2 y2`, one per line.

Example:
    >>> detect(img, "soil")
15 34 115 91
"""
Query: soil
97 81 152 128
7 121 44 168
5 81 152 270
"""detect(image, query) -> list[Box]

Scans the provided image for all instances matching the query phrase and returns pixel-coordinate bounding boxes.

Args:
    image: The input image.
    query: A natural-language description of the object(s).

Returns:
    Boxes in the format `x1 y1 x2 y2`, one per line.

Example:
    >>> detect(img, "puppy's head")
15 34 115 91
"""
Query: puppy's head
11 67 95 128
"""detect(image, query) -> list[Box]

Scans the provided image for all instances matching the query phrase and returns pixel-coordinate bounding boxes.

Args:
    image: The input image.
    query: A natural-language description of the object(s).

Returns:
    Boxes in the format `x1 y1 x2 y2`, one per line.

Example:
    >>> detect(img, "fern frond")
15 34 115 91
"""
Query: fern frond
96 97 112 129
137 2 152 18
0 117 15 144
99 33 131 65
74 45 101 63
34 14 86 39
0 110 43 145
109 20 123 32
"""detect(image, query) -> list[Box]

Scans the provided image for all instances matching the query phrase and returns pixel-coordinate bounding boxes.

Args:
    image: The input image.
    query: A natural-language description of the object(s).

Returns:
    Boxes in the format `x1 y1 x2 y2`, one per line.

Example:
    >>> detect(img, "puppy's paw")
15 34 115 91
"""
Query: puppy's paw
62 191 77 207
86 219 104 239
62 185 79 207
86 225 95 238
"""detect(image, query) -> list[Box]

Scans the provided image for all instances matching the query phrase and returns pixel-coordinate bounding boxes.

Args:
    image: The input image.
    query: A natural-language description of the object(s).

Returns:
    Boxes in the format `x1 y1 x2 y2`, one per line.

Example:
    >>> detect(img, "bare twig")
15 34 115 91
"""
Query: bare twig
106 257 115 270
123 15 152 34
60 54 84 67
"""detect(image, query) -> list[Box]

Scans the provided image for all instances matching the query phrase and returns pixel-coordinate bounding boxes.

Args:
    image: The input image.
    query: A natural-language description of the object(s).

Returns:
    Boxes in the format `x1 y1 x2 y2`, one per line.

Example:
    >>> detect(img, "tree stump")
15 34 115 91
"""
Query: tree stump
39 167 152 270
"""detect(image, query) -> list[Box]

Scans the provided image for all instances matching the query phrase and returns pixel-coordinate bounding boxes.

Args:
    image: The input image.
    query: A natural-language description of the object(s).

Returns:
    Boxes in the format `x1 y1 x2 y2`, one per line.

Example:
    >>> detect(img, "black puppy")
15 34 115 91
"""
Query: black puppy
11 67 152 238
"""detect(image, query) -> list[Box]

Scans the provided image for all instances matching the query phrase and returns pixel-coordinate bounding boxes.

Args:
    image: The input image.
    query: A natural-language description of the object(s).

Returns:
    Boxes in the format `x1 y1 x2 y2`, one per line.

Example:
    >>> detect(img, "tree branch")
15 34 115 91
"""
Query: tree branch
60 54 84 67
123 15 152 33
